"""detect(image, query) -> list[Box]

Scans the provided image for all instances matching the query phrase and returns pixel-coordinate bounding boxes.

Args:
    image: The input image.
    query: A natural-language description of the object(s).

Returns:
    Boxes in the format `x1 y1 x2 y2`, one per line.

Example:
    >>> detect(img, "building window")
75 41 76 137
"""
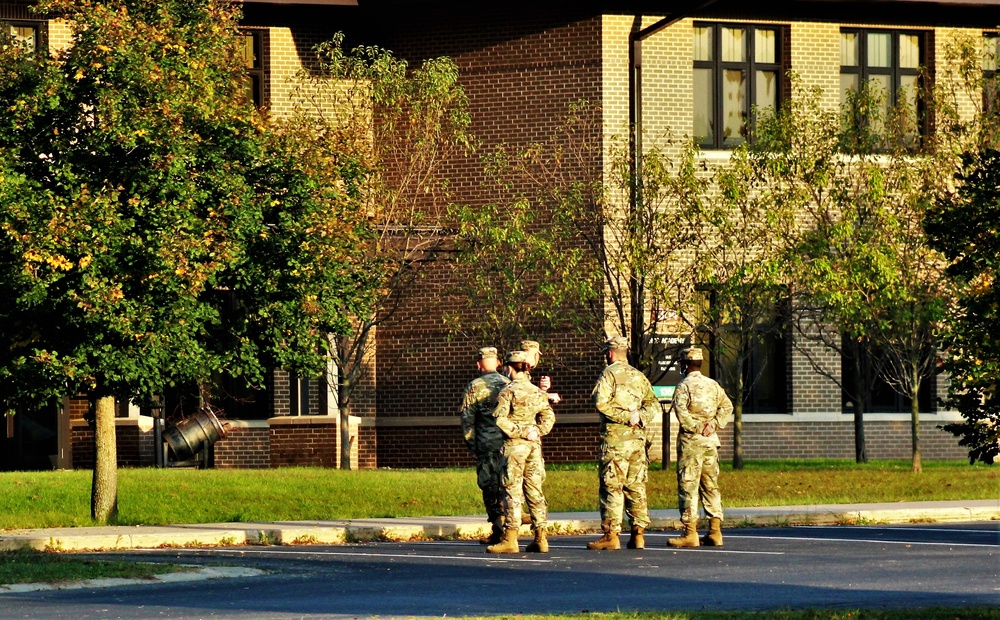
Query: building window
238 29 268 109
694 22 784 149
692 289 788 413
983 33 999 116
1 21 45 53
841 342 937 414
840 29 925 145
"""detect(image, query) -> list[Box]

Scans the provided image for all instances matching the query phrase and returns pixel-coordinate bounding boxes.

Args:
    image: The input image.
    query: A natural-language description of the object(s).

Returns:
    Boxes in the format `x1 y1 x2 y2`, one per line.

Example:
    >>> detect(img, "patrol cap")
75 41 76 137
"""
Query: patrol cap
602 336 629 351
477 346 498 361
505 350 530 364
520 340 540 352
682 347 704 361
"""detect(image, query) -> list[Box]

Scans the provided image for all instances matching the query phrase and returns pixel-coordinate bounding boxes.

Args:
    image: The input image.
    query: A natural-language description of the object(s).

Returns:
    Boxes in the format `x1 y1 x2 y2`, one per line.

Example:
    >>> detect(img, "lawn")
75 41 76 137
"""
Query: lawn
474 611 1000 620
0 459 994 530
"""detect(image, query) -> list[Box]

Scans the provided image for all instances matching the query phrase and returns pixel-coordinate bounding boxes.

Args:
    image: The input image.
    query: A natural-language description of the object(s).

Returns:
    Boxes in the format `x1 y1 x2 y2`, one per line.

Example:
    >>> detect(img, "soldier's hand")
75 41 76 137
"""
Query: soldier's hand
628 410 641 427
526 426 540 442
701 421 715 437
539 376 551 391
547 392 561 404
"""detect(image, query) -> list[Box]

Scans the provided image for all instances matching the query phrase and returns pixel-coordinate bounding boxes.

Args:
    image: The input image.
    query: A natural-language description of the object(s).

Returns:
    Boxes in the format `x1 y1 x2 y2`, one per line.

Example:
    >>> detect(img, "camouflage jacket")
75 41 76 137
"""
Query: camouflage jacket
493 376 555 442
671 370 734 448
460 371 510 452
592 360 659 443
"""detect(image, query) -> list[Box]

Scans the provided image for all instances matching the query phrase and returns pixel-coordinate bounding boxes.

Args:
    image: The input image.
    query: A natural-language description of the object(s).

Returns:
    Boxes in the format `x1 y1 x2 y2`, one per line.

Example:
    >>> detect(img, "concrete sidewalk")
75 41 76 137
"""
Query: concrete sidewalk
1 499 996 552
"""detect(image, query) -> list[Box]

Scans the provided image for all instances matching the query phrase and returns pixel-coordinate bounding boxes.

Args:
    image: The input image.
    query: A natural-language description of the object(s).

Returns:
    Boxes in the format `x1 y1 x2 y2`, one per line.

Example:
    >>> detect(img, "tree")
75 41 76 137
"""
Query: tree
446 158 596 354
925 149 1000 464
922 35 1000 465
697 140 797 470
0 0 373 520
288 35 472 468
478 102 707 374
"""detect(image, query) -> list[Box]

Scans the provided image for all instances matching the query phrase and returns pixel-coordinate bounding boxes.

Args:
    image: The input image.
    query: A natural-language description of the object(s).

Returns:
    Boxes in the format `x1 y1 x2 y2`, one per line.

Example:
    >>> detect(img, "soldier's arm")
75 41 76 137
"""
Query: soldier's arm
492 390 517 438
672 383 699 433
638 379 659 428
536 399 555 436
593 372 631 424
459 384 477 447
713 385 734 429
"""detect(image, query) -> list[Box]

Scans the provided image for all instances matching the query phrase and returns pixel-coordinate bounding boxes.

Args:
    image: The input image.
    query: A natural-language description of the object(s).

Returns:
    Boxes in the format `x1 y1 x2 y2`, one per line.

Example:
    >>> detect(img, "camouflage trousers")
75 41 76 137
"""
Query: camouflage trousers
501 439 547 531
598 437 650 531
475 446 505 523
676 437 723 524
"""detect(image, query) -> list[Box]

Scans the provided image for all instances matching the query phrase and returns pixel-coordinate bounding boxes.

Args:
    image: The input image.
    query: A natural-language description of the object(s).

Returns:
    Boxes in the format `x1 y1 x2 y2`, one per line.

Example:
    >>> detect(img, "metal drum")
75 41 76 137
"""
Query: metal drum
163 408 227 461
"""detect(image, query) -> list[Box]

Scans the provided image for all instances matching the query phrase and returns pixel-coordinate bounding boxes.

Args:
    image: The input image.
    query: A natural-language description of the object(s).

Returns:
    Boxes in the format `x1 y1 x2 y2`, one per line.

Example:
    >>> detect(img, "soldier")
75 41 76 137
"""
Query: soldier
588 336 659 550
520 339 561 404
668 347 734 548
487 350 556 554
459 346 510 545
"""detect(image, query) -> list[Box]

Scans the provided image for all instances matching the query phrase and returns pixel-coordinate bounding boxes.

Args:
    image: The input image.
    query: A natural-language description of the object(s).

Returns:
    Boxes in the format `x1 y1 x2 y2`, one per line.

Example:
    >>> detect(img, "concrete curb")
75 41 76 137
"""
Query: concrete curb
0 500 996 553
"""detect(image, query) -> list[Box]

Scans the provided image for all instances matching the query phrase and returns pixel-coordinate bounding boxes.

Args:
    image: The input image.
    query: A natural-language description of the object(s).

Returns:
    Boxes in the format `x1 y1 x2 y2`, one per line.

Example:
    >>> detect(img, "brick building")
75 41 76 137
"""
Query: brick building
2 0 995 471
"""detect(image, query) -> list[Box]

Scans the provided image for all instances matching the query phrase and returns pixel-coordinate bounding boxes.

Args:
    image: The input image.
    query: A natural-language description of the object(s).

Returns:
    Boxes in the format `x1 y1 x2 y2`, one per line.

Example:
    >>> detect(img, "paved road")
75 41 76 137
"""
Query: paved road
2 522 997 619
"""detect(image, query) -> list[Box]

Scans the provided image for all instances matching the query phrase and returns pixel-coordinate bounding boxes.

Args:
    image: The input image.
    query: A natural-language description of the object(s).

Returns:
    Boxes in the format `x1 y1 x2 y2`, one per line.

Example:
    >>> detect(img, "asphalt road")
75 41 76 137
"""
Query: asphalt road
2 522 997 619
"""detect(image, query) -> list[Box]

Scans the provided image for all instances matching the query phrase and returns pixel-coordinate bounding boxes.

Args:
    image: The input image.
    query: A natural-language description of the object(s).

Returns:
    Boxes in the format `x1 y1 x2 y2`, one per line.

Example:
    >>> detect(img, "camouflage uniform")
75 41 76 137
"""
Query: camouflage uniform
671 368 733 525
493 375 555 532
460 361 510 525
592 355 659 532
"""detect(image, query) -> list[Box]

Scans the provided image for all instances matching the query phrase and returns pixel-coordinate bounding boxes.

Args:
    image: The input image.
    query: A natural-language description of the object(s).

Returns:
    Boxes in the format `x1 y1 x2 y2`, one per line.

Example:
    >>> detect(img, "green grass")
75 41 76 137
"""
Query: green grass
0 549 184 585
472 611 1000 620
0 460 995 529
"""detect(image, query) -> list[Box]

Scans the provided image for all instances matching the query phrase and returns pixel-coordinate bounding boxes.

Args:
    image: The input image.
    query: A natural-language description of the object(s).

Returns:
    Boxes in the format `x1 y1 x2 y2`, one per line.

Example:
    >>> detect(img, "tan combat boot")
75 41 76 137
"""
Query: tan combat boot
479 517 504 545
586 522 621 550
525 527 549 553
626 525 645 549
701 517 723 547
667 521 701 548
487 528 520 554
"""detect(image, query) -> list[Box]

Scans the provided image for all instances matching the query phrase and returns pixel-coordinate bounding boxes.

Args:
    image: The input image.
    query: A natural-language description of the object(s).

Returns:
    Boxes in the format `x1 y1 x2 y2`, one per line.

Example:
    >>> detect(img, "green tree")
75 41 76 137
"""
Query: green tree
0 0 373 520
478 102 707 374
288 34 472 468
925 149 1000 464
446 173 596 354
697 140 797 470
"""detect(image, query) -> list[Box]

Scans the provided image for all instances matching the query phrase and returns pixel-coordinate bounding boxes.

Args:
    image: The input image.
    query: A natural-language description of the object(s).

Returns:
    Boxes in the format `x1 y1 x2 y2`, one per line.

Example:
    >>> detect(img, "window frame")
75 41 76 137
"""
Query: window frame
983 32 999 116
839 27 928 141
238 28 269 110
0 20 48 53
693 21 786 150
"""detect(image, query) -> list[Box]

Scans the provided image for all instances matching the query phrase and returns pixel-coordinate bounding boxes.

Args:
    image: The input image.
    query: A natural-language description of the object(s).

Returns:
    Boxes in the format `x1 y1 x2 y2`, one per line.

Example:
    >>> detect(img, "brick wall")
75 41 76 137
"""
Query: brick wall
70 423 154 469
214 424 270 469
713 419 967 461
366 11 606 468
269 419 338 467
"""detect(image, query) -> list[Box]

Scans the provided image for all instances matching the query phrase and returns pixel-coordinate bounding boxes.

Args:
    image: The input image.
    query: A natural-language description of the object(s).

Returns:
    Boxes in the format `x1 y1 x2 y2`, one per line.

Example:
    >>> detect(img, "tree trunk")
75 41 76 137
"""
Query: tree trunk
339 380 352 470
91 395 118 523
851 396 868 464
910 379 922 474
848 339 868 463
733 363 745 470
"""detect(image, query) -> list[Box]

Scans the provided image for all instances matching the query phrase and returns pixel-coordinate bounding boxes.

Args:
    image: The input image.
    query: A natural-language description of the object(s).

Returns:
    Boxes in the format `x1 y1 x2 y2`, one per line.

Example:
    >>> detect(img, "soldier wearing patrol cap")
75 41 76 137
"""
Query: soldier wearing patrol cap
668 346 733 548
487 350 555 554
459 346 510 545
587 335 659 550
520 339 561 404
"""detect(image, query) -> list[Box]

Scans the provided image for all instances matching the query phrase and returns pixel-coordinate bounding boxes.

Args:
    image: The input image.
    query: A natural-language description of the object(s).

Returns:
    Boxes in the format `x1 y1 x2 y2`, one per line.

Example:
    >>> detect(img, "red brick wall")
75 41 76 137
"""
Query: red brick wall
710 420 968 461
214 426 270 469
269 421 337 467
70 424 154 469
364 11 607 468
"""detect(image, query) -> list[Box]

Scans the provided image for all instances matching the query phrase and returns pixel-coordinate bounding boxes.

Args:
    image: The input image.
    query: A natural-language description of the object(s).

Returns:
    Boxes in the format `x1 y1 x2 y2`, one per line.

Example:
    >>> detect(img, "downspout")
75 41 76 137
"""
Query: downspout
627 2 718 359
